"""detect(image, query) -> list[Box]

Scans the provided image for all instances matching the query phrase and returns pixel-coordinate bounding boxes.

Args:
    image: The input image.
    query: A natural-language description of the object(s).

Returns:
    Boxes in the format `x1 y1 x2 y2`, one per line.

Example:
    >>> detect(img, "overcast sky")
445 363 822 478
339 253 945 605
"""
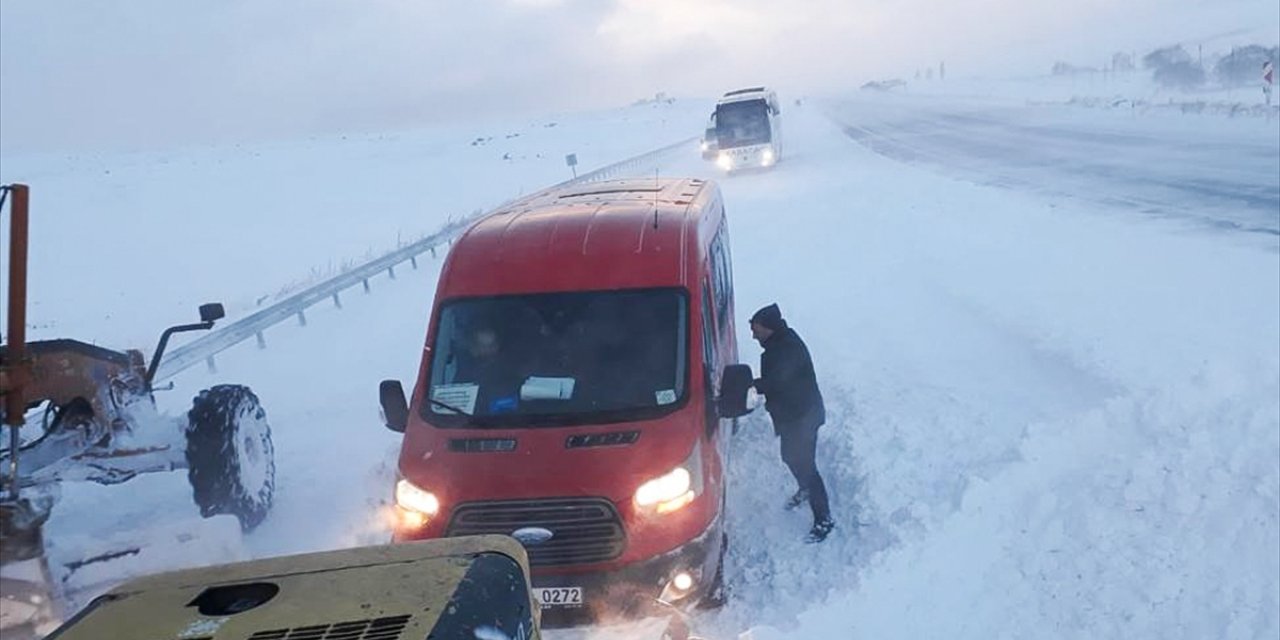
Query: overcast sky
1 0 1275 152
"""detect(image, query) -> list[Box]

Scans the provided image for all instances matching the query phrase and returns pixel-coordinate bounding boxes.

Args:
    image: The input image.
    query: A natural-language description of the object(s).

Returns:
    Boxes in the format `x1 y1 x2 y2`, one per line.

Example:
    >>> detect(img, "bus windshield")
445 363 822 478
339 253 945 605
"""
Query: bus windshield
715 99 771 148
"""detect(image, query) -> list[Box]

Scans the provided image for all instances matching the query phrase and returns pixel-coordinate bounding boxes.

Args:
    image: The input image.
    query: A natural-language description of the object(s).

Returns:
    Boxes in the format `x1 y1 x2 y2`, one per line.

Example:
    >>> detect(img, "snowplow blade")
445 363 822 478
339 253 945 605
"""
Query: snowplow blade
0 561 60 640
0 496 60 639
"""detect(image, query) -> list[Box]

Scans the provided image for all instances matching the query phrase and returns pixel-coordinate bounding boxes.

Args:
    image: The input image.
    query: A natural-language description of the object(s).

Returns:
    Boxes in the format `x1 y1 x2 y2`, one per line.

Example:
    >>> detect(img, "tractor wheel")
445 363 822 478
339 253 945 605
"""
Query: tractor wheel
185 385 275 531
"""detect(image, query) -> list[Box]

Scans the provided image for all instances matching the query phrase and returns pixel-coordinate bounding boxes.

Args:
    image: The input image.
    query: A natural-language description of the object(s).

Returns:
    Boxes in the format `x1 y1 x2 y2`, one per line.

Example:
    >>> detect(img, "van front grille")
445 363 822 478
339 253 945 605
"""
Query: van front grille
446 498 625 566
448 438 517 453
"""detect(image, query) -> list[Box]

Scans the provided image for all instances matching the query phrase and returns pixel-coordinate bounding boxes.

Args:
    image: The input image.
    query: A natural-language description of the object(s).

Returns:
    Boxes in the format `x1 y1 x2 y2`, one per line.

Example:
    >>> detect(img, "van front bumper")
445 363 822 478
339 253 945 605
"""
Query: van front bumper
532 515 724 628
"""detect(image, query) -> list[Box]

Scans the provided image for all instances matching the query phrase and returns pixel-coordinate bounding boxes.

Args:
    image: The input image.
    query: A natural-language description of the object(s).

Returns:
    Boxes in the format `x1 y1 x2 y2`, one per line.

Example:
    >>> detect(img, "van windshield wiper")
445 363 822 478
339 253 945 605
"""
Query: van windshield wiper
427 396 472 416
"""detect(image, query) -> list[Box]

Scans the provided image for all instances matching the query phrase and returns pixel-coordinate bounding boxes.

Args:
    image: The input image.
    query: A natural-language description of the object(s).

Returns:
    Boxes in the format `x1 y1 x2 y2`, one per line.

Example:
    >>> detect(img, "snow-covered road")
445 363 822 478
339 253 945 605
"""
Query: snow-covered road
828 97 1280 235
21 93 1279 639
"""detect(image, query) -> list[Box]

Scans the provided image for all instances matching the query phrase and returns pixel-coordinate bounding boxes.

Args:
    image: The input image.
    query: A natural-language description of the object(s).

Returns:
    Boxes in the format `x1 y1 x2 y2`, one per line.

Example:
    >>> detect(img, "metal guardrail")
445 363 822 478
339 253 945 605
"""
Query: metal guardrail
154 136 697 381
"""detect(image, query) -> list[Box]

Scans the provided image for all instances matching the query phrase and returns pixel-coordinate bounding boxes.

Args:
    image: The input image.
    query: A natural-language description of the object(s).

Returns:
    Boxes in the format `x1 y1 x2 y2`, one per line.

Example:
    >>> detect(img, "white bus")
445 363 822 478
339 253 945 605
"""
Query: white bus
710 87 782 171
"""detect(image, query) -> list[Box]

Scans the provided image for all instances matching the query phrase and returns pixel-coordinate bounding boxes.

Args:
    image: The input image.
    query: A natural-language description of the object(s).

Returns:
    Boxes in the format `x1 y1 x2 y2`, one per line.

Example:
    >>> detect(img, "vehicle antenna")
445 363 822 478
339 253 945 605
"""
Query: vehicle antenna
652 169 659 229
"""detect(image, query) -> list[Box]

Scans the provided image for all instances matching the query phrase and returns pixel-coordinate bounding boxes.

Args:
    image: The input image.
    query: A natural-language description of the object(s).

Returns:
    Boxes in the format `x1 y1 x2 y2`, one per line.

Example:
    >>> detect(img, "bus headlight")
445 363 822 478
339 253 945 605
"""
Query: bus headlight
762 149 775 166
716 153 733 171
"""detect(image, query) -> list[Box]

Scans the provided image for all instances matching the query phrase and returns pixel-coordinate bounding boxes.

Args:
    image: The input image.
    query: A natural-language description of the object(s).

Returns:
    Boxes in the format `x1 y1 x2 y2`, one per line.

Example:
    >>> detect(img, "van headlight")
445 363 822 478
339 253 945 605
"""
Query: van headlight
396 478 440 520
716 153 733 171
762 149 775 165
635 441 703 514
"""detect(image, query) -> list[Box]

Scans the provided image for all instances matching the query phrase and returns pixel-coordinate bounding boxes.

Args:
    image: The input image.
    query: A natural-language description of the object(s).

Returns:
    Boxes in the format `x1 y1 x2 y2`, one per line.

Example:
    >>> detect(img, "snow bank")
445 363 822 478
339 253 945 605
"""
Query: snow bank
740 366 1278 639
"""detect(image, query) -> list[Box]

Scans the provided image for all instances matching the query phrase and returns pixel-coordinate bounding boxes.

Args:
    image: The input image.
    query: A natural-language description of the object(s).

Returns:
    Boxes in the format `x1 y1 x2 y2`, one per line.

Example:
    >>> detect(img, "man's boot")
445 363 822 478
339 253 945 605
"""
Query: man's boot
805 518 835 544
784 488 809 511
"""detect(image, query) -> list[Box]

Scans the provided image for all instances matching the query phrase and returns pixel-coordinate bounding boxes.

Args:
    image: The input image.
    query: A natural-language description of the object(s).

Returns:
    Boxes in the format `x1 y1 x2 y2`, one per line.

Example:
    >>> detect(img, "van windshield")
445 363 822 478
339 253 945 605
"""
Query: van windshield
423 288 688 427
715 99 771 148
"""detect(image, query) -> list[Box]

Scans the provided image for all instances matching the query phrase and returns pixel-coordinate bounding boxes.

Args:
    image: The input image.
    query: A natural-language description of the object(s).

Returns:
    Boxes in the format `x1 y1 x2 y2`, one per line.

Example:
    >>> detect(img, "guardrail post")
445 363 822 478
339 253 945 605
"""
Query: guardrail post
256 331 267 349
431 246 437 258
410 256 418 269
387 265 396 280
205 356 217 374
363 278 370 293
332 292 343 309
297 310 307 327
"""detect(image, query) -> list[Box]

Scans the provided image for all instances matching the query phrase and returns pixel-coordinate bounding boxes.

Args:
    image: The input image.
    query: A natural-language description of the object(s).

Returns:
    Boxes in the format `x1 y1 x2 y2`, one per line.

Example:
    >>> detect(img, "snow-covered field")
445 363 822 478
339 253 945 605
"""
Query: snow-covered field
3 83 1277 639
2 102 702 347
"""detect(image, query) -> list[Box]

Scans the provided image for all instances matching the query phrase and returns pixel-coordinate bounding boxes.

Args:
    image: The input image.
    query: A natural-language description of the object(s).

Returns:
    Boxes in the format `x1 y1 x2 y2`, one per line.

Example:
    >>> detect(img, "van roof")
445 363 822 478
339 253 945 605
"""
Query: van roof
441 178 715 296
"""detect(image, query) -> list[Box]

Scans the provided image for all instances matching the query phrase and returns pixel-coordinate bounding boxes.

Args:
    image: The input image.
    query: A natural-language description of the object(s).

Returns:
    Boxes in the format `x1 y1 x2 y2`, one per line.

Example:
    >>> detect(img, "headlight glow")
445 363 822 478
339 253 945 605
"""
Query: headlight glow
659 568 702 603
635 467 692 507
700 141 709 151
398 508 428 530
716 153 733 171
656 490 696 514
762 149 775 166
635 441 704 514
395 479 440 517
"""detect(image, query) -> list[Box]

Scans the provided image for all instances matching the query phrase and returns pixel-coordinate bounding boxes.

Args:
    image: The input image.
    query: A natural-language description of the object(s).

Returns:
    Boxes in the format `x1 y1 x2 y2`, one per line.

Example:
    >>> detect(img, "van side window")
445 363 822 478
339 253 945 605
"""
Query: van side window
700 282 720 437
701 282 717 369
709 220 734 330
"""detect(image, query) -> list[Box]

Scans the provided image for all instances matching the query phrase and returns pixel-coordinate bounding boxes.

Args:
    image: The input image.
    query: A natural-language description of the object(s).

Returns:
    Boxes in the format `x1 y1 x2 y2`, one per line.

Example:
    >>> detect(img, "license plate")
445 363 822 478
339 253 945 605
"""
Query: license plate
534 587 583 608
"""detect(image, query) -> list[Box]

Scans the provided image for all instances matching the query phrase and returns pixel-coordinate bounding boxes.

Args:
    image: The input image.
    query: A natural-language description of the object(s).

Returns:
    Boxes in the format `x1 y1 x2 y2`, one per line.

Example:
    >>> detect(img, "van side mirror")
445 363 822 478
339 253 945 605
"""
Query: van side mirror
717 364 753 418
380 380 409 433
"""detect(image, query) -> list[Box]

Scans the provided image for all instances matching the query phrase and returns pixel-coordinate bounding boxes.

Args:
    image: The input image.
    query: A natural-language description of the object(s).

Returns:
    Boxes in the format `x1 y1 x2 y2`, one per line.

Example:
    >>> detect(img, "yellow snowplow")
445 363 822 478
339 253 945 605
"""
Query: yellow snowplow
45 534 542 640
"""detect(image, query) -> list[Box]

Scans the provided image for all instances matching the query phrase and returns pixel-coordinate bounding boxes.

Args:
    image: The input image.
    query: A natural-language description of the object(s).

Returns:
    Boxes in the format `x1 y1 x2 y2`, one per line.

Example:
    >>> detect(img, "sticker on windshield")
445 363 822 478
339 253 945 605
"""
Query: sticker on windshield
521 376 576 401
431 384 479 415
655 389 677 405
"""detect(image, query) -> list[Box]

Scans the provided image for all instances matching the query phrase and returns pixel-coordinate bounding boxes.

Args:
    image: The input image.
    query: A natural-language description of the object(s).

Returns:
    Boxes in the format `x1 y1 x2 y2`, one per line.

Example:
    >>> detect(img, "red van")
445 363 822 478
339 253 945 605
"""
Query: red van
378 177 753 623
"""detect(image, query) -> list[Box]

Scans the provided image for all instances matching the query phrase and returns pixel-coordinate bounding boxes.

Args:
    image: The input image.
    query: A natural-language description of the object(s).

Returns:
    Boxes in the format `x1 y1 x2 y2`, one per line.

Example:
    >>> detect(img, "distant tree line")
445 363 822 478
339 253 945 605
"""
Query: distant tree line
1142 45 1205 89
1212 45 1278 87
1051 44 1278 91
1051 51 1135 76
1142 43 1278 90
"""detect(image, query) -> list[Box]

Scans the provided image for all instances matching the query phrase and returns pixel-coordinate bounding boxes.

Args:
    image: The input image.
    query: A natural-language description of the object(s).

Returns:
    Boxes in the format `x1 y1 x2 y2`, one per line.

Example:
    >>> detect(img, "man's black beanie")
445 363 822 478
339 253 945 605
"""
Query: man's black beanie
750 303 786 331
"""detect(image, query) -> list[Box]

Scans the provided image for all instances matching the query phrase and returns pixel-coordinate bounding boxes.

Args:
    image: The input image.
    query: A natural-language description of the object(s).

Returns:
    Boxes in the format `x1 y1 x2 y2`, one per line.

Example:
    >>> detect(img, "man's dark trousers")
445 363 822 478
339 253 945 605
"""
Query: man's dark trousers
779 422 829 522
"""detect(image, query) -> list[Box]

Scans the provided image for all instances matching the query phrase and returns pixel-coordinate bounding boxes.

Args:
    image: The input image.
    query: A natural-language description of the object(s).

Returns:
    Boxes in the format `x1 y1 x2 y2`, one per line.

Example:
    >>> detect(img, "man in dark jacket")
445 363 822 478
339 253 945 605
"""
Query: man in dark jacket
750 303 834 543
